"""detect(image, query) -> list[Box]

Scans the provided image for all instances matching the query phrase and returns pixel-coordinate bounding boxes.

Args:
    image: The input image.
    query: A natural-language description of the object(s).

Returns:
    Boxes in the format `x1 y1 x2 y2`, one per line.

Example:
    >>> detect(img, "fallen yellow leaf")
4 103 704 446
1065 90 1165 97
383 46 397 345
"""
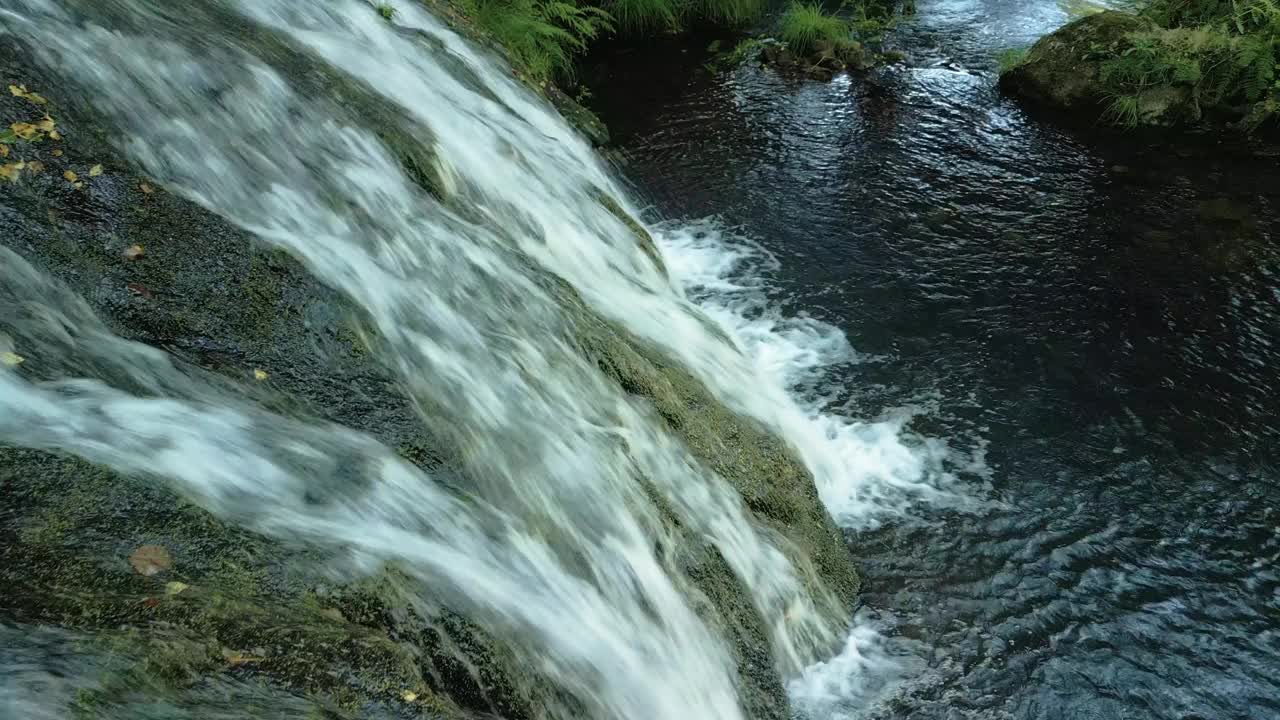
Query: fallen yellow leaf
164 581 190 596
139 182 154 194
401 691 419 703
124 244 145 260
0 164 22 183
35 117 55 133
253 369 268 381
51 149 62 157
0 145 7 158
63 170 77 182
1 351 24 366
48 129 61 141
89 164 103 177
8 84 47 104
73 181 83 189
10 122 40 140
26 161 43 174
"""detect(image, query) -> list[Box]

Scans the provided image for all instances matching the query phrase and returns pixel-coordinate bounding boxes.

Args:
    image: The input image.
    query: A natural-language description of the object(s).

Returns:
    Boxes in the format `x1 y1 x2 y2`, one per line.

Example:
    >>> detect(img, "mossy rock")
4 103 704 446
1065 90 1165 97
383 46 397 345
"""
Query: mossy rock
0 16 858 720
1000 11 1151 115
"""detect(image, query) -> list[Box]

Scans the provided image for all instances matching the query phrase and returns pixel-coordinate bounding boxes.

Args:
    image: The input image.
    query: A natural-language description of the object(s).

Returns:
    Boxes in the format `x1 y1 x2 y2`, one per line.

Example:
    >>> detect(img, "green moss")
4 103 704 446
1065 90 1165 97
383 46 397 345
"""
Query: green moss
1 448 462 718
997 46 1029 72
564 293 859 608
562 296 856 719
597 192 666 275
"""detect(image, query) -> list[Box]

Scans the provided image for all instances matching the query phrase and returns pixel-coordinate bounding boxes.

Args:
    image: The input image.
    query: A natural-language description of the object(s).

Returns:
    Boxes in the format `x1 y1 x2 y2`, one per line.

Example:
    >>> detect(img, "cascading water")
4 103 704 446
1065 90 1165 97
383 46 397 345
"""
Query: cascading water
0 0 956 717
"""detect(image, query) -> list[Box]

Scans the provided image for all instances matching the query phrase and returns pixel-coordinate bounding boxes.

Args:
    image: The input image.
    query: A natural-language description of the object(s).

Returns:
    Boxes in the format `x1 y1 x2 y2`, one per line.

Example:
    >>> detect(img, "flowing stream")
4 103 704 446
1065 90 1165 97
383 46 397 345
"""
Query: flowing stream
0 0 957 718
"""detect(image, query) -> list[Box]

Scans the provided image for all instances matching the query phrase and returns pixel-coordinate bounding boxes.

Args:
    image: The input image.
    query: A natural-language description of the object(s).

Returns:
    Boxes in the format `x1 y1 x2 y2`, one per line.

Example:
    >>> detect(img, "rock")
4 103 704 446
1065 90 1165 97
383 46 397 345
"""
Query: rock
546 83 610 147
877 49 907 66
1000 11 1149 115
807 65 836 82
770 45 798 67
0 25 857 720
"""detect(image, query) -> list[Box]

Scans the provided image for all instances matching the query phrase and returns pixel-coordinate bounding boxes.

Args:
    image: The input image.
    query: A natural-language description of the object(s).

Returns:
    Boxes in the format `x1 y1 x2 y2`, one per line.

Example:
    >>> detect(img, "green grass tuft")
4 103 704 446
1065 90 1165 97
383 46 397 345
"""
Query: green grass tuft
779 2 850 55
601 0 681 30
376 2 397 20
1102 92 1143 126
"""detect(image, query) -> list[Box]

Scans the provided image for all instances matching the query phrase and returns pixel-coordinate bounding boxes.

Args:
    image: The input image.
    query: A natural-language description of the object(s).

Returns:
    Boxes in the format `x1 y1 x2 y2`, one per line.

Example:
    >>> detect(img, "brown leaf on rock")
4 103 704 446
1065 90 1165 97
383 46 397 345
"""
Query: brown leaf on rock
128 544 172 576
126 282 154 299
139 182 154 194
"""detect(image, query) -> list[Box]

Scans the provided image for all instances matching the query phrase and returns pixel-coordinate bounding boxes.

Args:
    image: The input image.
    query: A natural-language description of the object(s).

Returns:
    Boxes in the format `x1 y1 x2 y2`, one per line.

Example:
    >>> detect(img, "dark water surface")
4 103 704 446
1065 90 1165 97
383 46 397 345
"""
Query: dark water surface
586 2 1280 718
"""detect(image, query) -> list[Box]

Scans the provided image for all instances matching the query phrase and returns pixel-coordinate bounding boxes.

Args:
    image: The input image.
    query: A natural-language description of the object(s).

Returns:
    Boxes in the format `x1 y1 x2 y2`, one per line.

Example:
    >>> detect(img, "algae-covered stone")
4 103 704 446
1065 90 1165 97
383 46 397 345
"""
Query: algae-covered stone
1000 11 1148 114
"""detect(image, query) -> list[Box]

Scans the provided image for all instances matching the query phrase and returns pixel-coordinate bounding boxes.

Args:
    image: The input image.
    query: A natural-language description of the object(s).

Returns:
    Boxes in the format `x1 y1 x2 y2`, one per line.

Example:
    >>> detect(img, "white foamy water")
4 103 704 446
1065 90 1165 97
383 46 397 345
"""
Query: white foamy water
654 220 977 528
0 0 969 717
649 221 981 718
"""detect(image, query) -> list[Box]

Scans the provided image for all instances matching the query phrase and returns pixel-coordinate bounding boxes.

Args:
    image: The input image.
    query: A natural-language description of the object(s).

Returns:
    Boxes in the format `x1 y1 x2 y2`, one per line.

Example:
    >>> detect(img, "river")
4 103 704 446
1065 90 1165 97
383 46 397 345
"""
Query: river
584 1 1280 718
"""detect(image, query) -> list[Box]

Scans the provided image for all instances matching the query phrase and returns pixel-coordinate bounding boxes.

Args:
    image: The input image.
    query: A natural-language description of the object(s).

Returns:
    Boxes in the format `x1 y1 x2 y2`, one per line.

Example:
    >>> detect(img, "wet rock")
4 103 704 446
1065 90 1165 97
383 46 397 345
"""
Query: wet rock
807 65 836 81
762 42 798 67
0 27 857 720
999 11 1148 115
546 83 610 147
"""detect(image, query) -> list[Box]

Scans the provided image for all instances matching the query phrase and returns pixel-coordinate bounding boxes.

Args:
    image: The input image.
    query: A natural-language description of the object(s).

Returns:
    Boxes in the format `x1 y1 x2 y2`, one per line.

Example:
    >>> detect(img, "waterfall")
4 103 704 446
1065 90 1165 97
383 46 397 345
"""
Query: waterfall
0 1 954 717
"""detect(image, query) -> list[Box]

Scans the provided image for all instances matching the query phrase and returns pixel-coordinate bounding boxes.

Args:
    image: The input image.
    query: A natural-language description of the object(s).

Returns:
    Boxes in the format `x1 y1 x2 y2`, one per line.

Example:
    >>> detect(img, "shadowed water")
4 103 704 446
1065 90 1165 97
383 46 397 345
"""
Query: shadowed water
585 1 1280 718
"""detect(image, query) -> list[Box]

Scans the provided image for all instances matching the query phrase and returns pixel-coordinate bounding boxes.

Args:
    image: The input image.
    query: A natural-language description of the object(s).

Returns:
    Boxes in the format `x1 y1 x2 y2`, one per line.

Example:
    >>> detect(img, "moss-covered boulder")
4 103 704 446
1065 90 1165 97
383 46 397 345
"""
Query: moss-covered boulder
0 20 857 720
998 10 1277 127
1000 11 1151 116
